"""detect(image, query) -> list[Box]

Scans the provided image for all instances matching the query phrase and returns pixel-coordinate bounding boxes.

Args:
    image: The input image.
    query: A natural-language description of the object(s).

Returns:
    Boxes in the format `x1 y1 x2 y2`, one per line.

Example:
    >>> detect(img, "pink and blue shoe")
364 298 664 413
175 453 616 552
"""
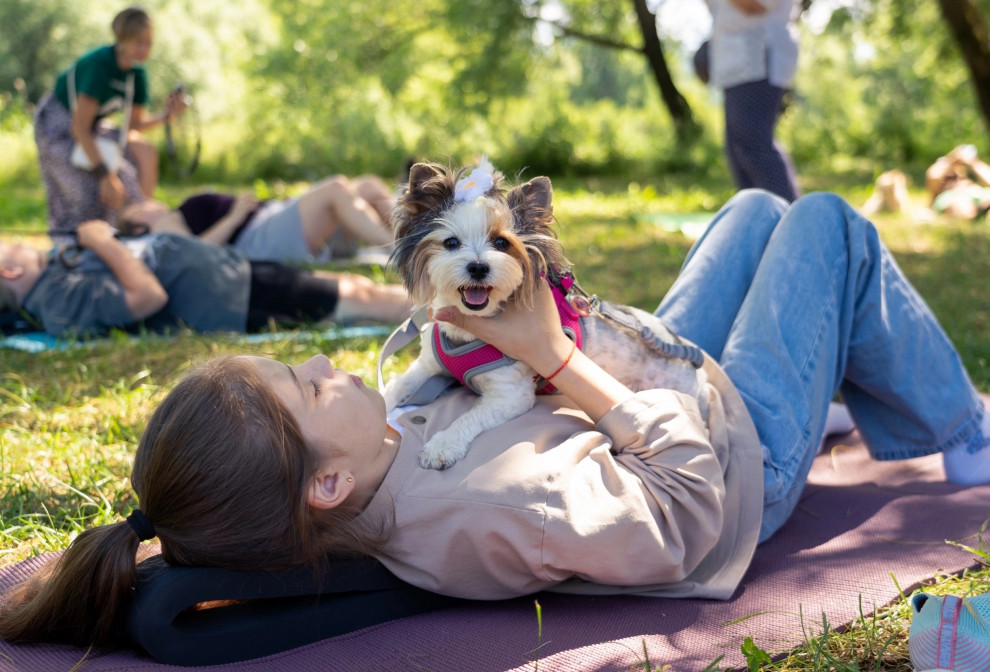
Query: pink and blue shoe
909 592 990 671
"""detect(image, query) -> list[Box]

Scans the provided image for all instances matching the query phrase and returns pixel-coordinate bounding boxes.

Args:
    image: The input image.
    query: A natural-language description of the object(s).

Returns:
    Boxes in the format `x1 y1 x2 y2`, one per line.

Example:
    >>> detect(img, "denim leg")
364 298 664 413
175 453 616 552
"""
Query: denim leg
656 190 789 360
713 193 984 540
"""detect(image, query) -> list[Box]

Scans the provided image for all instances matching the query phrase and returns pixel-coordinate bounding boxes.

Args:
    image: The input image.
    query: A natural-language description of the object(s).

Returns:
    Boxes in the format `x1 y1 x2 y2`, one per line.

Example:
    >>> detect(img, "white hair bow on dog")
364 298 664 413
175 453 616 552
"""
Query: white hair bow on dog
454 156 495 202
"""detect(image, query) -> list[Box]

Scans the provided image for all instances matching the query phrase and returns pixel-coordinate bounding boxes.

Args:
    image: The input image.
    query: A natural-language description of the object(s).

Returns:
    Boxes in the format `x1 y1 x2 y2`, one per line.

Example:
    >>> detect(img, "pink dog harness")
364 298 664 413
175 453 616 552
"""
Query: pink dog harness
431 275 583 395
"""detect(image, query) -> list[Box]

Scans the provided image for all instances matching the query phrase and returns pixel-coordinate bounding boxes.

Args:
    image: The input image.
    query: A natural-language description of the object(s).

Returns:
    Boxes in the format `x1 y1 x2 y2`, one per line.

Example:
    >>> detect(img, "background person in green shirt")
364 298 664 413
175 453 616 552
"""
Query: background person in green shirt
34 7 188 241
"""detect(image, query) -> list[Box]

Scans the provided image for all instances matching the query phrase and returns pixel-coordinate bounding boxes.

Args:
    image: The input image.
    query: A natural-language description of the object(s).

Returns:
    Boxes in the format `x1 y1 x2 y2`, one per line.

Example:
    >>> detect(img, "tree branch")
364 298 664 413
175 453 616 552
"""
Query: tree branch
541 19 645 54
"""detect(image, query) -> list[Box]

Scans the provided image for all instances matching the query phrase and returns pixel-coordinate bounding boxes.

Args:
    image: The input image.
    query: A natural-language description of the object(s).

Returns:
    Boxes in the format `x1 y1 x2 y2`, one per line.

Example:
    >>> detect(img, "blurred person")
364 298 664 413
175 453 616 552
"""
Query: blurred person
119 175 396 264
925 144 990 221
0 221 410 339
862 170 910 215
705 0 802 201
33 7 188 241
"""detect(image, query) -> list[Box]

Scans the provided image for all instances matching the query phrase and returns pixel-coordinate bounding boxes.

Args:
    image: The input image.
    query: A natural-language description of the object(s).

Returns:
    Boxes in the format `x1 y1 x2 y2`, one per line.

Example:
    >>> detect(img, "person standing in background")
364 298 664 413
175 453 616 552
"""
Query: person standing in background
33 7 187 242
705 0 802 202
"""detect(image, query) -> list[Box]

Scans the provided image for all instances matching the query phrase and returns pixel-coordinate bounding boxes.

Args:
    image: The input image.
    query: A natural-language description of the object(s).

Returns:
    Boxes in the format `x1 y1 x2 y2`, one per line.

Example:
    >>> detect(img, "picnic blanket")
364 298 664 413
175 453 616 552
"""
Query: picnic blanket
1 424 988 671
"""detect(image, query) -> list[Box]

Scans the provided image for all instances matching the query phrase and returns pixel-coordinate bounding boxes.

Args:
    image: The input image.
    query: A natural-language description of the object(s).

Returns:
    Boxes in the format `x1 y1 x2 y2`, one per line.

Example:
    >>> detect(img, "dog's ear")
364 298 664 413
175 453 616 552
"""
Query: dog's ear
506 176 570 307
507 176 553 229
402 163 453 218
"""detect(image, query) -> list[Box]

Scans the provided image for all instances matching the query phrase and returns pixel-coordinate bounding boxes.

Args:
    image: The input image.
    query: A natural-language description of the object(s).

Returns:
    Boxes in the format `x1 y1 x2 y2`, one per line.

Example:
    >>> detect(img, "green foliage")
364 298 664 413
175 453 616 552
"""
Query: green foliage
780 0 985 180
742 637 773 670
0 0 985 189
0 94 39 185
0 0 93 102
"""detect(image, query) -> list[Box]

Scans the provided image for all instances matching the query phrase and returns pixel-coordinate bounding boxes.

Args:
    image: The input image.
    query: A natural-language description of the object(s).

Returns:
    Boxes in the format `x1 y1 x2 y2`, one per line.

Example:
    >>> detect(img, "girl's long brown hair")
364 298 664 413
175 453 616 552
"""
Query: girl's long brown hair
0 356 389 647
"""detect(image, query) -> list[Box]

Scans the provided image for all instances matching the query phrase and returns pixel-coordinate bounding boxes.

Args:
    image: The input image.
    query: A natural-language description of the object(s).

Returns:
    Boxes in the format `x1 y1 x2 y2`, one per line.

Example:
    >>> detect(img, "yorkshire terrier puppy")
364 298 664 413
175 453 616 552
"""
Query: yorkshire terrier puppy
385 158 709 469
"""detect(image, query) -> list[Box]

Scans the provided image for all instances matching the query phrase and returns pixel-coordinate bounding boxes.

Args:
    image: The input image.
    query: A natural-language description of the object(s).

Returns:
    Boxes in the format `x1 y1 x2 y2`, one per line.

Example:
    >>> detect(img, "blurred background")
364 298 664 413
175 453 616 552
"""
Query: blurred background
0 0 986 187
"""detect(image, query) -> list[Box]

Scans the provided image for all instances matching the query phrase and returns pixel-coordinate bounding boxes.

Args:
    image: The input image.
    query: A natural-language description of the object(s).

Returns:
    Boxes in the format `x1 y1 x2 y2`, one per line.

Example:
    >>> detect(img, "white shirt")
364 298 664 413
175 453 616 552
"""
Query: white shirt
707 0 801 89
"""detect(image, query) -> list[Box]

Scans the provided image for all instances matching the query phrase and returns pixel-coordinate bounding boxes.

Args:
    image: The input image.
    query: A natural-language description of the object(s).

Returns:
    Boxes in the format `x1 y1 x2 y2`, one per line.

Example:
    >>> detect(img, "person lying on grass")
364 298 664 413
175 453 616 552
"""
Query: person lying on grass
925 144 990 221
0 220 410 338
118 174 396 264
2 189 989 649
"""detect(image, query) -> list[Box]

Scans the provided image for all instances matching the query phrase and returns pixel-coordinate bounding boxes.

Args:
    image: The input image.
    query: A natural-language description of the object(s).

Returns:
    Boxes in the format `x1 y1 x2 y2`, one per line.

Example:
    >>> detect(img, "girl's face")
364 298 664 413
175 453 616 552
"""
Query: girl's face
117 28 153 67
243 355 391 484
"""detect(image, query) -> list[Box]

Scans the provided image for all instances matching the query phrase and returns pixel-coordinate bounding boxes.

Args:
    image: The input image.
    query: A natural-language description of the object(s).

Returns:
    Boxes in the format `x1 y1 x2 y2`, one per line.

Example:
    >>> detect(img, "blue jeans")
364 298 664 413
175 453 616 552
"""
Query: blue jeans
655 190 986 541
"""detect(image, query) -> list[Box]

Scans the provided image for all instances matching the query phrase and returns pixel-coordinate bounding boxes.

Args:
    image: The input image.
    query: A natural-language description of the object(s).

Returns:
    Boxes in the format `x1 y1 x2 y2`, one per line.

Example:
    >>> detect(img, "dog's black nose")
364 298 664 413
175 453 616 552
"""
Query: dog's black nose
466 261 489 280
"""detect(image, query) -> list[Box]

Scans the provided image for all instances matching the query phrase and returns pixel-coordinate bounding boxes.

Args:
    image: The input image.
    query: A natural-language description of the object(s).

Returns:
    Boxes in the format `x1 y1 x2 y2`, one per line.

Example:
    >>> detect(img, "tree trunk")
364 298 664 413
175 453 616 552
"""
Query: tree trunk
935 0 990 134
631 0 699 140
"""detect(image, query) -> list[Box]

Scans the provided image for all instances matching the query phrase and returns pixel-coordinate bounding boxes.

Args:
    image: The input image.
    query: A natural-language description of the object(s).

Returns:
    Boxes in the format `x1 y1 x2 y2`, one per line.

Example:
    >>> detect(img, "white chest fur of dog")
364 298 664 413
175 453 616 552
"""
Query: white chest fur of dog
384 160 709 470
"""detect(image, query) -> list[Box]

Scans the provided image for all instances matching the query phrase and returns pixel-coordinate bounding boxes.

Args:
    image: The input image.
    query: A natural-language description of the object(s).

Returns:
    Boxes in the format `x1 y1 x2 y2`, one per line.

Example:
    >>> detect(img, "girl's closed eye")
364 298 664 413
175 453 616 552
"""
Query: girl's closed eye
311 380 322 397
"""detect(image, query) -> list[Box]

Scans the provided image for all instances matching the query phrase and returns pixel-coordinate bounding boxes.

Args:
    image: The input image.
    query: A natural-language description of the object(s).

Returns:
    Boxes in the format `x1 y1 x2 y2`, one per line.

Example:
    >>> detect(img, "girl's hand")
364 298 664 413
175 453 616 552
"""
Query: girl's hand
164 89 189 121
231 193 259 218
435 280 574 376
76 220 117 248
99 173 125 209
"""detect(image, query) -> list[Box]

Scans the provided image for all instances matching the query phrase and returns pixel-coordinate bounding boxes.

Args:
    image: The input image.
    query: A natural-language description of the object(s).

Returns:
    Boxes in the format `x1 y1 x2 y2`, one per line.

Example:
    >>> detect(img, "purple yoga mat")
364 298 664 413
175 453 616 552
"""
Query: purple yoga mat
1 430 988 671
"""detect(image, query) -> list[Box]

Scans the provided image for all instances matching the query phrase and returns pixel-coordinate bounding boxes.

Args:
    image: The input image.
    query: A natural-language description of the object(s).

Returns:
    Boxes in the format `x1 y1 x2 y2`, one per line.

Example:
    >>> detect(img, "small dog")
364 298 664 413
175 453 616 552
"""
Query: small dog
384 158 709 469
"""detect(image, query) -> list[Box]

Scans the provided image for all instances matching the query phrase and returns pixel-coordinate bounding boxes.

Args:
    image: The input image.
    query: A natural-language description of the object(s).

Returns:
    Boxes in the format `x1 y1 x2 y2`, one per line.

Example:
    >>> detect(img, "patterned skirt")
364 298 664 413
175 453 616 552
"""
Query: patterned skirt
34 94 144 239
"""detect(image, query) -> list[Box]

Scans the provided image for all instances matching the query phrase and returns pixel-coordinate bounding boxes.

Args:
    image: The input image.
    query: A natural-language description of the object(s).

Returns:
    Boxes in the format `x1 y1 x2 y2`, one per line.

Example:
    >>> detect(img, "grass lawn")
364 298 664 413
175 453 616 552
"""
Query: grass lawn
1 173 988 670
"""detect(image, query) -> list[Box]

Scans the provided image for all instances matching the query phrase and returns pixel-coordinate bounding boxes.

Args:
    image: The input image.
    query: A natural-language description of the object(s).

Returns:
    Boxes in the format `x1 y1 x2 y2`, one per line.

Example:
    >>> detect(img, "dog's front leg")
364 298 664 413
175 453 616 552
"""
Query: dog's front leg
419 364 537 469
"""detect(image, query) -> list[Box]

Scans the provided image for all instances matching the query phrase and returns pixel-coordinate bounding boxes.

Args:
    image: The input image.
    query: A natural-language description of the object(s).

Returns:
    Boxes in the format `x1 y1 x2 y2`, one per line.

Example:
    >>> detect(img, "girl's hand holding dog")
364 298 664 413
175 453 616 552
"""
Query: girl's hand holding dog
434 281 635 422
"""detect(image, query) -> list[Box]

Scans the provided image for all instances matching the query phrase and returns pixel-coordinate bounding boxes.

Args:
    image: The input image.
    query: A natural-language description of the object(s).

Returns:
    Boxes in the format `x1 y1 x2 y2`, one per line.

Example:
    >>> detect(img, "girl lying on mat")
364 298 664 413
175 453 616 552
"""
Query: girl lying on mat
2 190 988 648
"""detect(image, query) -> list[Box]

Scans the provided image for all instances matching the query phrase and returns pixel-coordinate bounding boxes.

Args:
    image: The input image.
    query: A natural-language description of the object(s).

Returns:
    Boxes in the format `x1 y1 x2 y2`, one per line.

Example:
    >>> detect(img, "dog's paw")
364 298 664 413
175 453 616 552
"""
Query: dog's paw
418 430 469 470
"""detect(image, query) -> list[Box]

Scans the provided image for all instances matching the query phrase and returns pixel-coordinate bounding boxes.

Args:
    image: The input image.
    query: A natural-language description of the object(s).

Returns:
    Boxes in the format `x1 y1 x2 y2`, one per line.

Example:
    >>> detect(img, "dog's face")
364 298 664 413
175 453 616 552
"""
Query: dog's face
390 162 569 316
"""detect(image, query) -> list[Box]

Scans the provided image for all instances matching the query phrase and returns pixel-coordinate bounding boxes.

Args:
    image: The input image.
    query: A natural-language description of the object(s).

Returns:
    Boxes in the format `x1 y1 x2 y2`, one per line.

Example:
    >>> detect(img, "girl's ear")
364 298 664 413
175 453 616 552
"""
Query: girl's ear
307 471 355 510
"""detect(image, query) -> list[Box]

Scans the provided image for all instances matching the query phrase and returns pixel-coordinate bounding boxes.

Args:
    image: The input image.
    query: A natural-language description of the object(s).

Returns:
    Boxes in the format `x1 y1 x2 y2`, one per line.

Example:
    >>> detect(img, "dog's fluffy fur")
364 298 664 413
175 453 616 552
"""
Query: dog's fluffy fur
385 161 708 469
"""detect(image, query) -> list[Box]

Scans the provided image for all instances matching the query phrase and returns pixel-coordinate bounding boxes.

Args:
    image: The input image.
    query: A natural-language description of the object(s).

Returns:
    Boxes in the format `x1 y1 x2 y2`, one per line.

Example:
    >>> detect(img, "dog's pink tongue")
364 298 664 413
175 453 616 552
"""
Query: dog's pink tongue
463 288 490 306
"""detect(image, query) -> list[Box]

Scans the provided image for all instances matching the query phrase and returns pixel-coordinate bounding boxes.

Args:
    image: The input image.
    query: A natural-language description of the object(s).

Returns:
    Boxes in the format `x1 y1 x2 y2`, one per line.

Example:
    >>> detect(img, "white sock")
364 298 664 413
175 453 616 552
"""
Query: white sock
943 409 990 485
824 402 855 437
818 402 855 452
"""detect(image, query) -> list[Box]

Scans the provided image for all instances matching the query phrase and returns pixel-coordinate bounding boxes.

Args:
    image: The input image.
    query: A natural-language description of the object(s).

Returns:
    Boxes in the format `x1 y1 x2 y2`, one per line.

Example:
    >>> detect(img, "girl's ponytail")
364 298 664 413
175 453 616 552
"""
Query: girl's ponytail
0 519 144 646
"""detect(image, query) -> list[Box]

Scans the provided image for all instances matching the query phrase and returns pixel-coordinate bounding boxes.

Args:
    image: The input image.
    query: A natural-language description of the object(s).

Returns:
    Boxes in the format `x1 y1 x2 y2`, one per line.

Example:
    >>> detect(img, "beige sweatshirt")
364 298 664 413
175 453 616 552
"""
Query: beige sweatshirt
357 355 763 600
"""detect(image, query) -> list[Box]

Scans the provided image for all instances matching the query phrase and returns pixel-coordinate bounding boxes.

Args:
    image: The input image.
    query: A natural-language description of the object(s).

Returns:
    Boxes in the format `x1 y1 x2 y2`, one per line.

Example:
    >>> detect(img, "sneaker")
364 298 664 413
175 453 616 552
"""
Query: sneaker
908 592 990 671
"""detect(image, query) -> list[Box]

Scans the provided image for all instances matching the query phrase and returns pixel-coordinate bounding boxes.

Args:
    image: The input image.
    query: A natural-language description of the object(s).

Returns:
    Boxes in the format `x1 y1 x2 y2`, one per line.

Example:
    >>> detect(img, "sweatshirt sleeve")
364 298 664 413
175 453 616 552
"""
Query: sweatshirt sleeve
539 389 725 588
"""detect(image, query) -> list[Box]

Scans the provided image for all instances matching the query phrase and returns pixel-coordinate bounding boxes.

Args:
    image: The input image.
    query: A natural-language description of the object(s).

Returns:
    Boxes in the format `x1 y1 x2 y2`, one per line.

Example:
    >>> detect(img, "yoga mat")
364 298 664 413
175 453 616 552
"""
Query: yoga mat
0 324 393 354
1 425 988 671
633 212 714 241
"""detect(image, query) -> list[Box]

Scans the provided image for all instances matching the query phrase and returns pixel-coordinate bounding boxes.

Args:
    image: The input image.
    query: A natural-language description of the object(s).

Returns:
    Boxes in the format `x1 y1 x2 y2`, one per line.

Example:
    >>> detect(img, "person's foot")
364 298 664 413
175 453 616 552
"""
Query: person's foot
327 273 411 324
819 402 855 452
909 592 990 672
943 408 990 485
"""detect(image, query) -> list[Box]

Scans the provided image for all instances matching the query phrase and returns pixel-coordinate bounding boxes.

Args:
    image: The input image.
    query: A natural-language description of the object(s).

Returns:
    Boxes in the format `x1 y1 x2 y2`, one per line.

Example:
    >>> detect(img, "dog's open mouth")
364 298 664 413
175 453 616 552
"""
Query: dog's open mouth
459 285 492 311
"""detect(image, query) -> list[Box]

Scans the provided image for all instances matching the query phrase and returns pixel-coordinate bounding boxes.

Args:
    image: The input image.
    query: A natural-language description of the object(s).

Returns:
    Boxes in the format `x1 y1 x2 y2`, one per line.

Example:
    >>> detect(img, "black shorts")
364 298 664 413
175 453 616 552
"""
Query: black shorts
246 262 339 332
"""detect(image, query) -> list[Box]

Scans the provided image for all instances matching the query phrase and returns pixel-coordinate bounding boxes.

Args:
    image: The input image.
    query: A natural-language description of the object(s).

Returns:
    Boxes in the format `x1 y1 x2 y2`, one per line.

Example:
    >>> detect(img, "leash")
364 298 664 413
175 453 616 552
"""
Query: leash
376 305 429 391
549 269 705 369
377 306 464 406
